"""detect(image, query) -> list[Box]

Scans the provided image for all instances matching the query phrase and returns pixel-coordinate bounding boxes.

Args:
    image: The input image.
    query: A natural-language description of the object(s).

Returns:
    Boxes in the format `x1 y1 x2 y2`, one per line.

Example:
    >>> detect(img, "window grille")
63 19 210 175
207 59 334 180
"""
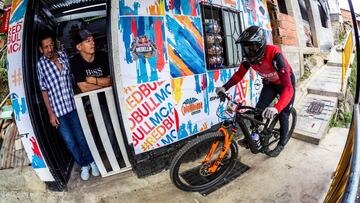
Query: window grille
200 3 243 70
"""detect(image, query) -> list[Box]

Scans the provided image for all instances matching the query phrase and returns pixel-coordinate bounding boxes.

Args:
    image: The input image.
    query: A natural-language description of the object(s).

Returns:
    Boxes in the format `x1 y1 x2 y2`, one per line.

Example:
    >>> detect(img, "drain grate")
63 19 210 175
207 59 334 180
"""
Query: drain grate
306 101 325 115
180 160 249 196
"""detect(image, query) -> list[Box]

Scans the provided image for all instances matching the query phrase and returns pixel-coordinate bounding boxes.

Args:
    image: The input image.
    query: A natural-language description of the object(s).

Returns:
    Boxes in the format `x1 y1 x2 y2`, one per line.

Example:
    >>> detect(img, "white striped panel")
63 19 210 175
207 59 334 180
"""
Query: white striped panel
74 96 107 176
105 89 131 168
89 94 120 171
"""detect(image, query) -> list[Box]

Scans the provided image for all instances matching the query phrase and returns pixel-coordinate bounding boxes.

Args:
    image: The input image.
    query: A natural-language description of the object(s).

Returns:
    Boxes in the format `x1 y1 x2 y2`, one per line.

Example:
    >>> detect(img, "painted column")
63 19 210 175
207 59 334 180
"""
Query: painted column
7 0 54 181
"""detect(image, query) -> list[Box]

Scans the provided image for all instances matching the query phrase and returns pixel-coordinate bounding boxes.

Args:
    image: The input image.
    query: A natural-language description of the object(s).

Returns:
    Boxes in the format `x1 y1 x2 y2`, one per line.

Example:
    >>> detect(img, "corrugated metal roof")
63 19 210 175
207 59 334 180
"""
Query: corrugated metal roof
41 0 106 15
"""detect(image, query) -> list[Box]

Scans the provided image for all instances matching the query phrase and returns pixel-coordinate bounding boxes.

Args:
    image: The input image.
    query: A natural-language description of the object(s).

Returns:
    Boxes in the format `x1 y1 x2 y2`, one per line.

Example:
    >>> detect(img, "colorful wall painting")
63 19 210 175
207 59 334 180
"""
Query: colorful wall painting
222 0 238 9
165 15 206 78
199 0 225 6
118 16 169 86
115 0 272 154
206 68 234 125
238 0 271 30
206 68 262 125
171 74 211 140
7 0 54 181
122 81 178 154
119 0 165 16
165 0 200 16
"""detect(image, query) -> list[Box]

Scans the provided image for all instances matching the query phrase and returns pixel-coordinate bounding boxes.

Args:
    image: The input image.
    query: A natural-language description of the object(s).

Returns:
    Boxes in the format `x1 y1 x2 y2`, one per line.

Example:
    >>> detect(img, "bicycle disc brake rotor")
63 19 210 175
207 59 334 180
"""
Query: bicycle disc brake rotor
199 162 212 176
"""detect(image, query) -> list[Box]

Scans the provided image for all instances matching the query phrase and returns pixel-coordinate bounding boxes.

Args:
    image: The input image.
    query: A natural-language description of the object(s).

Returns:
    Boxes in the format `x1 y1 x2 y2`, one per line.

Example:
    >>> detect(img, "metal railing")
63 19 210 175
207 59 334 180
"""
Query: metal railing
341 30 353 92
74 87 131 177
324 0 360 201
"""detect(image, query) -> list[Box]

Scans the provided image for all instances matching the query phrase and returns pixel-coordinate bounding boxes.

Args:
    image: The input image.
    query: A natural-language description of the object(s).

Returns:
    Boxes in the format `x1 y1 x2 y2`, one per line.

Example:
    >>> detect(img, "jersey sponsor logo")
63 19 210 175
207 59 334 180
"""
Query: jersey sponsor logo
258 71 279 82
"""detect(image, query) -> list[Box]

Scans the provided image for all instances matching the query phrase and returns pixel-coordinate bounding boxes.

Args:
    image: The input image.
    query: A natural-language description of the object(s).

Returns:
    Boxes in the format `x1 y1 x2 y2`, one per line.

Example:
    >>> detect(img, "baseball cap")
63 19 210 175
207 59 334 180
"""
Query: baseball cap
74 29 93 45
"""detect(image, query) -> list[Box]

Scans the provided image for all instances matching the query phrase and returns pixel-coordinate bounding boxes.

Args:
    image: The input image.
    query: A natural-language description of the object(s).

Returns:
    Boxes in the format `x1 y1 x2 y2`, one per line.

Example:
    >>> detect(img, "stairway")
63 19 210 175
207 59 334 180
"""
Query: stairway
292 47 353 145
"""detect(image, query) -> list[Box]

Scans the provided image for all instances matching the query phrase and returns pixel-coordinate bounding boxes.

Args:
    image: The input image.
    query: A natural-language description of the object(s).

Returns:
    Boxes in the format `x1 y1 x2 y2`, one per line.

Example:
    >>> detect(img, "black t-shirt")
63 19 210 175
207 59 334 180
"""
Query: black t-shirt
71 51 110 84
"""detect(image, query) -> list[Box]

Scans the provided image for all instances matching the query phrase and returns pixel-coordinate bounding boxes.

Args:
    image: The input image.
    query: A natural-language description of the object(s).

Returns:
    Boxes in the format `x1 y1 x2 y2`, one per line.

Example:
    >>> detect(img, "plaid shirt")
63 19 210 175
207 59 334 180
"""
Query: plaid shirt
37 51 76 117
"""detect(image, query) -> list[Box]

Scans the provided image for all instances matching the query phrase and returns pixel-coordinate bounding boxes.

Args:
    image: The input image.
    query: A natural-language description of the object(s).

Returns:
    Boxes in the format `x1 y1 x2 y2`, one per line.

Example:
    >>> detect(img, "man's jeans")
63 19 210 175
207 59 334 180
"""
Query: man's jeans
256 74 296 146
57 110 94 167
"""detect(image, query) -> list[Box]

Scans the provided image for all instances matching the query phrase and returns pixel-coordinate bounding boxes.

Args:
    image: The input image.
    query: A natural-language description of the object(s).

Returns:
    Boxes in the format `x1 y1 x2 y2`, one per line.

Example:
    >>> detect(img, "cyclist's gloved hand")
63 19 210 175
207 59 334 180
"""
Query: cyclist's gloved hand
262 107 278 119
215 87 226 102
215 87 226 96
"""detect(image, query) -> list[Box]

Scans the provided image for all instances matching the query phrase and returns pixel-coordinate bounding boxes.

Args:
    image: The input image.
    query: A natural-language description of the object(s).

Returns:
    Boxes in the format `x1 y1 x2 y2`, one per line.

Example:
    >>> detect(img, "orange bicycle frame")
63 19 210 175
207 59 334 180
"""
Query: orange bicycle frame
202 126 236 173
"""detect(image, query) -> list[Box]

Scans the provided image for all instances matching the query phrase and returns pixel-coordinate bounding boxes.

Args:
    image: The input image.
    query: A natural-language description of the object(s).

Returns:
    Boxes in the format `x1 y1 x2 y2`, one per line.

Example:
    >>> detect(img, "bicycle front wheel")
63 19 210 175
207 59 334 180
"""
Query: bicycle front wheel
169 132 238 192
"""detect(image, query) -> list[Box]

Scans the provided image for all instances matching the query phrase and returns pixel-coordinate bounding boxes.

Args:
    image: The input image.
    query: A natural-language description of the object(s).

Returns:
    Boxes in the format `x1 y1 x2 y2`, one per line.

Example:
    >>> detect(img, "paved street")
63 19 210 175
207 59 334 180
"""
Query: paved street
0 127 349 203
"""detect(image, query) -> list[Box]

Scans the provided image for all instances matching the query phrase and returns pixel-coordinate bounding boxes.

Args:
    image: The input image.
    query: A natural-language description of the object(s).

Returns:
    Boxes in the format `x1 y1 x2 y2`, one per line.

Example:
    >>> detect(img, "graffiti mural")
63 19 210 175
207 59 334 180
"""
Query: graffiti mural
222 0 238 9
166 15 206 78
165 0 200 16
119 16 169 86
119 0 165 16
115 0 271 154
123 81 178 154
30 137 46 169
239 0 271 30
9 0 28 24
10 93 26 121
206 69 234 124
172 75 211 140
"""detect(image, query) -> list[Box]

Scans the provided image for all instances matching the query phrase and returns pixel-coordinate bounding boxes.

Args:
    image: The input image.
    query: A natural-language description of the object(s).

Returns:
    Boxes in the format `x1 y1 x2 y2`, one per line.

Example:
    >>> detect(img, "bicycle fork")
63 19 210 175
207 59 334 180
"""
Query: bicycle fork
202 127 236 173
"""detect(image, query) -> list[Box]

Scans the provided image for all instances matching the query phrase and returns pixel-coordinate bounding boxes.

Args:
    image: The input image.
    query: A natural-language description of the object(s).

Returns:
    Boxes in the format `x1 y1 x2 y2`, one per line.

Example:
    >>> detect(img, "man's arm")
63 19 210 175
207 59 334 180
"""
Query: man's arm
223 61 251 91
86 76 112 87
41 91 59 128
77 82 103 93
273 53 294 112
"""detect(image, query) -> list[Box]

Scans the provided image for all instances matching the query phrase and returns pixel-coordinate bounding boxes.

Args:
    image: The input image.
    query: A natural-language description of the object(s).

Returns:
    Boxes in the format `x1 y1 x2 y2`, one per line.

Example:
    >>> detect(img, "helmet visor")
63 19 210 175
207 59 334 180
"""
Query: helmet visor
242 44 260 57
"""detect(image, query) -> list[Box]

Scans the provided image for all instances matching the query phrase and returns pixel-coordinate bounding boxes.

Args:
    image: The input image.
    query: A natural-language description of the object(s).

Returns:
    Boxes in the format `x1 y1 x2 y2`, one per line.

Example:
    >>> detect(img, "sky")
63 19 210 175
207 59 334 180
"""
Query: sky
339 0 360 14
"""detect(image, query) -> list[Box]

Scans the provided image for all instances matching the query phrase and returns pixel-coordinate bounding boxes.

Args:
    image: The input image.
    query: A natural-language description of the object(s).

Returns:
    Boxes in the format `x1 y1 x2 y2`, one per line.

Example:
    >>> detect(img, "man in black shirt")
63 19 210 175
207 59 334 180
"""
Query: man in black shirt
71 30 124 168
71 29 111 92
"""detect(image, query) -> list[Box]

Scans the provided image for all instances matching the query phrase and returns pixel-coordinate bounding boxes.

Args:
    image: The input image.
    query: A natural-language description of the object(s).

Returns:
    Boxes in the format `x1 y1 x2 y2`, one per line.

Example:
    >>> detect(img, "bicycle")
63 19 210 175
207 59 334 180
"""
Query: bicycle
169 92 297 192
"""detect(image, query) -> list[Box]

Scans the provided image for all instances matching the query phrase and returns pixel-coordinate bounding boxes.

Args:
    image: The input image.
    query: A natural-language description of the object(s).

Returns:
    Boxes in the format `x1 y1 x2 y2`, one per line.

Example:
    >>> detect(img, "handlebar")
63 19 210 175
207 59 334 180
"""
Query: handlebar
217 91 262 117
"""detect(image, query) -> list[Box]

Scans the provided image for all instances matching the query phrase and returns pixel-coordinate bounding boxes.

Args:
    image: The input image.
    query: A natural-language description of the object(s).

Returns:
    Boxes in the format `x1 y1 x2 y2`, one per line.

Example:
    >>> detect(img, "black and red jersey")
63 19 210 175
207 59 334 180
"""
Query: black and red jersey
223 45 294 112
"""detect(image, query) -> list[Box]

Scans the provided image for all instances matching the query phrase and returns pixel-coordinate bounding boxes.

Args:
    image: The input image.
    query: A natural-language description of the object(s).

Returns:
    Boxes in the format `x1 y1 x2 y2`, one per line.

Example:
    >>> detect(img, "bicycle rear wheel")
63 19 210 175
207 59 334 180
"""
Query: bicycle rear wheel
262 108 297 157
169 132 238 192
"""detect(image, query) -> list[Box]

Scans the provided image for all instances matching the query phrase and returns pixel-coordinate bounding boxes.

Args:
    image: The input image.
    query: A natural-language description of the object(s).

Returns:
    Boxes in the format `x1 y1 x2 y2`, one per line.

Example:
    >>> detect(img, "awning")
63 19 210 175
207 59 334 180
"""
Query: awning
40 0 106 16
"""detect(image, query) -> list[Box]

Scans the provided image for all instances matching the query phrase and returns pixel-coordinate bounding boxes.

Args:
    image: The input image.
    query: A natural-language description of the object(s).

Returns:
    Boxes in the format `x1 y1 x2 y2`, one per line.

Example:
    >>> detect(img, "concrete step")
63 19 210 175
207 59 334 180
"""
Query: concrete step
326 45 342 67
293 94 338 145
307 65 345 98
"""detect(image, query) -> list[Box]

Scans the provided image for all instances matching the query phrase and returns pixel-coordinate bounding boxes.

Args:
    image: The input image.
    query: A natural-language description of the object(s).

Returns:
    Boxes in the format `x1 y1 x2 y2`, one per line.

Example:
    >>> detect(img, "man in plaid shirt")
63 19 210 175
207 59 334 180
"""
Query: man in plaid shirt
37 35 99 181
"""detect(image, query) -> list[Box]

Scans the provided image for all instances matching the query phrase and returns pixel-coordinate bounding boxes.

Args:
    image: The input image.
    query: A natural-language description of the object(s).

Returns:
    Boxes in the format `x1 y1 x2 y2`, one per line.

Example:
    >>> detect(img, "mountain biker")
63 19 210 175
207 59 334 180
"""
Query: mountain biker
216 25 296 157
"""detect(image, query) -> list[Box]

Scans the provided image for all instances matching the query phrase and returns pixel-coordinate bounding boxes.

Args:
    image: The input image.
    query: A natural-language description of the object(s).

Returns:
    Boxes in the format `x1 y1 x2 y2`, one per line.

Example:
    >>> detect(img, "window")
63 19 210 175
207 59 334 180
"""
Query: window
277 0 288 15
318 0 328 28
298 0 309 22
200 3 243 70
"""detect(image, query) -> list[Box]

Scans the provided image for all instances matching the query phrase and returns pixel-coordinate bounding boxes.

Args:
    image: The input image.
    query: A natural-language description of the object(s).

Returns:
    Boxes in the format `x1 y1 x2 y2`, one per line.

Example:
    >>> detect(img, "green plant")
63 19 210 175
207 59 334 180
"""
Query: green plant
329 111 338 128
338 30 346 44
0 67 9 101
348 55 357 96
300 66 311 81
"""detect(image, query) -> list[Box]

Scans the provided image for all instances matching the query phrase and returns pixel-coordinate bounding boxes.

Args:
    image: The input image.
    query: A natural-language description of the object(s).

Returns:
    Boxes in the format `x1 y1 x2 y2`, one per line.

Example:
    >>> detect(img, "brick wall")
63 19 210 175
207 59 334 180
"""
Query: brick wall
341 9 352 23
267 1 299 46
